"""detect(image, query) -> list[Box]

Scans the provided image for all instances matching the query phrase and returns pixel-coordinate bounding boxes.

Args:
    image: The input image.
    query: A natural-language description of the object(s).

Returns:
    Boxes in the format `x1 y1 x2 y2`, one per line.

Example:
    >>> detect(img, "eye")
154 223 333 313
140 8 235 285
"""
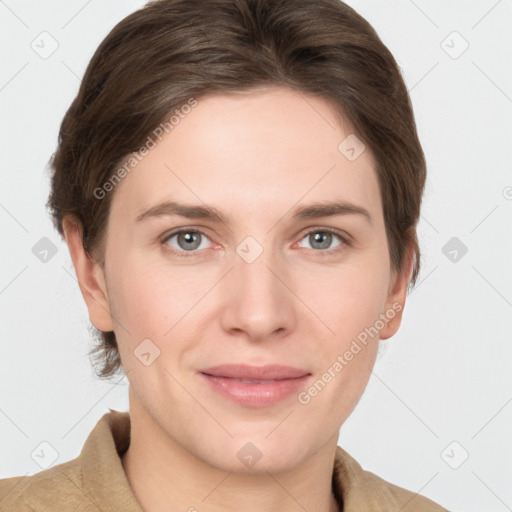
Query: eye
161 227 350 258
162 229 213 256
297 228 349 255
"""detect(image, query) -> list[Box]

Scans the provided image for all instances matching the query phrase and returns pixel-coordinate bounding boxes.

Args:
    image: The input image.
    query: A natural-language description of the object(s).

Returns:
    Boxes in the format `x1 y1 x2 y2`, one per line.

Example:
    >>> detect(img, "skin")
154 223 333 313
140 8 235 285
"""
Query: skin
64 86 413 512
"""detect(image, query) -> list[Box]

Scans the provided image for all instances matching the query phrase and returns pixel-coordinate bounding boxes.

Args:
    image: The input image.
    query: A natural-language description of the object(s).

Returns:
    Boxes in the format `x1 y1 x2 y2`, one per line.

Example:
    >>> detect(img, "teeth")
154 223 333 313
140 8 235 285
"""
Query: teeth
233 378 277 383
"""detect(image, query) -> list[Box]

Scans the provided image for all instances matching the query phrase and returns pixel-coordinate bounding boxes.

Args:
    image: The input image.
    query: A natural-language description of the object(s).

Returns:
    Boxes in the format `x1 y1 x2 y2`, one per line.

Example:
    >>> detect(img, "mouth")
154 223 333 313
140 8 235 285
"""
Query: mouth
200 364 310 380
199 364 312 407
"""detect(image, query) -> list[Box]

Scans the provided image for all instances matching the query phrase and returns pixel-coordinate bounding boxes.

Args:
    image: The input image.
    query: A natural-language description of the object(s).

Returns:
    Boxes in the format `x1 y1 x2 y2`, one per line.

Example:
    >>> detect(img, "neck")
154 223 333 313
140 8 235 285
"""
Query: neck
121 396 341 512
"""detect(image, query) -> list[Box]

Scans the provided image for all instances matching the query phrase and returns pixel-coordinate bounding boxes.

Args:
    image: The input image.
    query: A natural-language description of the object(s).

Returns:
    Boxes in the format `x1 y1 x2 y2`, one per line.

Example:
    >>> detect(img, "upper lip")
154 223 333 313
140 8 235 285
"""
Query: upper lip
200 364 310 380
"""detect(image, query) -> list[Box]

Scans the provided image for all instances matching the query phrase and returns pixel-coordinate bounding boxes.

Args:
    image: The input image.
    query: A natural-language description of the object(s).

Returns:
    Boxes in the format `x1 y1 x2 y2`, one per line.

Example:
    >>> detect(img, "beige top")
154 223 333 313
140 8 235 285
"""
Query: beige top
0 409 448 511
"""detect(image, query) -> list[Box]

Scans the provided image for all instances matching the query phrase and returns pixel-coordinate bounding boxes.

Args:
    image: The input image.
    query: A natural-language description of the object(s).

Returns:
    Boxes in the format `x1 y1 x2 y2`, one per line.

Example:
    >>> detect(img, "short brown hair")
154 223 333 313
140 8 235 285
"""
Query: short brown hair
48 0 426 380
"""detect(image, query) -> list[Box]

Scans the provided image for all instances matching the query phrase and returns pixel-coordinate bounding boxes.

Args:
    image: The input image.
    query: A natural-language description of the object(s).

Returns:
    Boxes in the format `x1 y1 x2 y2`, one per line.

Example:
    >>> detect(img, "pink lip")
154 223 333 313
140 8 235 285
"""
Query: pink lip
199 364 312 407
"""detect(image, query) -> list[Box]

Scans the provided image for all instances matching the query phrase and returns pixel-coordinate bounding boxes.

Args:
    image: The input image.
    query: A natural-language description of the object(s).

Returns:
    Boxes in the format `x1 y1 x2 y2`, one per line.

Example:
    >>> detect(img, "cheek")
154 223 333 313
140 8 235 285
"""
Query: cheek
299 266 386 419
305 247 390 394
106 250 218 355
320 261 389 343
106 253 182 340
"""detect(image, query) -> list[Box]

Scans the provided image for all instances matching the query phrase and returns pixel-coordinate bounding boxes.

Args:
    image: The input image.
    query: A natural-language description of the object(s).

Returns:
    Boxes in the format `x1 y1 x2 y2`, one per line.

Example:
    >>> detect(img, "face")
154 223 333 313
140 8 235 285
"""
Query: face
72 86 410 473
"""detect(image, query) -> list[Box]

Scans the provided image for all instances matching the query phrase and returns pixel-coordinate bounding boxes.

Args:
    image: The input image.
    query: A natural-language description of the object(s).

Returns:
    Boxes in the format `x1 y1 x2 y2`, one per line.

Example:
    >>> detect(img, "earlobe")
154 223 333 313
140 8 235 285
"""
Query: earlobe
379 244 415 340
62 216 114 333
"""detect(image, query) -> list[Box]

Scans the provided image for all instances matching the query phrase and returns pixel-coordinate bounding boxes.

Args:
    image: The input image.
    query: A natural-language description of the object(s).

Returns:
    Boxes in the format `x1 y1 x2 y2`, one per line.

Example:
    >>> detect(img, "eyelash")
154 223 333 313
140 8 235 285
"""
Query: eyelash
161 227 351 258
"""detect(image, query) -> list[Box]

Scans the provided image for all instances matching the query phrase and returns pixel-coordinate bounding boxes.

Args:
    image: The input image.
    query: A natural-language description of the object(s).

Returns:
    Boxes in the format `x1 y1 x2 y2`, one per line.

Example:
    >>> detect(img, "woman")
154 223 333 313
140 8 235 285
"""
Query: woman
0 0 449 510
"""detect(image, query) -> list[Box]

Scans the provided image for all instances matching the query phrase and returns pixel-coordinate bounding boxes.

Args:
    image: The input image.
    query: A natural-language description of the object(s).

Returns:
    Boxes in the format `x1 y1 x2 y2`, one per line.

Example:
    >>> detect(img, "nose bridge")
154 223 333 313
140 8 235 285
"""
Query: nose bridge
219 234 295 340
236 239 276 292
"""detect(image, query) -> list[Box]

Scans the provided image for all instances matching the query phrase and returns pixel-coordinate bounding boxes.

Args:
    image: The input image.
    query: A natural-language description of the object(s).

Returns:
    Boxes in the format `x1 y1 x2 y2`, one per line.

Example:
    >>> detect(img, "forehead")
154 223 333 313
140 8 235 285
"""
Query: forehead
110 87 382 224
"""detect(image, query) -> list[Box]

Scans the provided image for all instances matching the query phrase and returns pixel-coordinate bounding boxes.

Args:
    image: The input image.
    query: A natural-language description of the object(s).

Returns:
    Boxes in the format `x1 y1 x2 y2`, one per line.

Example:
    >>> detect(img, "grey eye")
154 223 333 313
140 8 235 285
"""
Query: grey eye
166 230 211 252
300 231 342 251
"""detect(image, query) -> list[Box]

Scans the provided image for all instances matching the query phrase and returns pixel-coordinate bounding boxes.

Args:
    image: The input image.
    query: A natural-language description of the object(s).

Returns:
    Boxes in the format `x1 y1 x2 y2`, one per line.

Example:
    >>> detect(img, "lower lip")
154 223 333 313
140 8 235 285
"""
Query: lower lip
200 373 312 407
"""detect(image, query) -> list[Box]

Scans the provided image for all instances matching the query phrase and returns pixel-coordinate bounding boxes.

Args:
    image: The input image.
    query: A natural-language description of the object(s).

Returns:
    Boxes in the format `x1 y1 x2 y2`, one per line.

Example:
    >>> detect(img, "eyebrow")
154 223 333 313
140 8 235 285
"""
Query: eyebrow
135 199 372 225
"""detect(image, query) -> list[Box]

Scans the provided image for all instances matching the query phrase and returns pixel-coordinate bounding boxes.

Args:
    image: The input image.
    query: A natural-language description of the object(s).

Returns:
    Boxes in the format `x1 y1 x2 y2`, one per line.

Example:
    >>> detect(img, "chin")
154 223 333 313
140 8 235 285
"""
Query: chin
194 434 314 475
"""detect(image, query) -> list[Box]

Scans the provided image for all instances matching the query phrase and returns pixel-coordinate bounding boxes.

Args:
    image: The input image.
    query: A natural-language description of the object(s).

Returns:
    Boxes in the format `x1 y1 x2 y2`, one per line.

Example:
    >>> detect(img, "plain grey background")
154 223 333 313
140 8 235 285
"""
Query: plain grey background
1 1 511 511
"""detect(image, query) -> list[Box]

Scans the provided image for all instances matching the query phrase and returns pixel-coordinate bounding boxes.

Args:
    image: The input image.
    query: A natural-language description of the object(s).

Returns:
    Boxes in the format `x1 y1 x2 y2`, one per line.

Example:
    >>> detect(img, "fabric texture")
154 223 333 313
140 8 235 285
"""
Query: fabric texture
0 409 449 511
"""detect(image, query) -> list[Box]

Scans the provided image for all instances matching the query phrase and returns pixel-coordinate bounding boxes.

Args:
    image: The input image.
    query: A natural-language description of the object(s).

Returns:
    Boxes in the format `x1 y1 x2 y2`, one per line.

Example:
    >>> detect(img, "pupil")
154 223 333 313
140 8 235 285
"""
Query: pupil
312 232 331 249
180 232 200 250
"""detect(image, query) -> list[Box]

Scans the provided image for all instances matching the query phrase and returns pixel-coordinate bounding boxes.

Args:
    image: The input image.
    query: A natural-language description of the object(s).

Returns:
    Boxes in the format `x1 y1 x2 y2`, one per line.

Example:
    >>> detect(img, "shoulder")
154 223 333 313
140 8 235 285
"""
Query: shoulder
0 409 137 512
360 466 449 511
333 446 450 511
0 458 92 511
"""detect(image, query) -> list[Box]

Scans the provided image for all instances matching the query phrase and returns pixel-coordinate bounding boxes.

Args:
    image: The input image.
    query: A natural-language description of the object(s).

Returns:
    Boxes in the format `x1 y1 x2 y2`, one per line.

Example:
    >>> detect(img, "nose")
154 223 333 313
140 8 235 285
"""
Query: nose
219 242 297 343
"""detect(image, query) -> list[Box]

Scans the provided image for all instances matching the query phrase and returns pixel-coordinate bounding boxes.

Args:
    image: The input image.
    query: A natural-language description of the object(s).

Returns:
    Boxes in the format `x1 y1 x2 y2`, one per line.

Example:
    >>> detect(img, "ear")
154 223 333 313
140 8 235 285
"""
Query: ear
62 216 114 332
379 242 415 340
